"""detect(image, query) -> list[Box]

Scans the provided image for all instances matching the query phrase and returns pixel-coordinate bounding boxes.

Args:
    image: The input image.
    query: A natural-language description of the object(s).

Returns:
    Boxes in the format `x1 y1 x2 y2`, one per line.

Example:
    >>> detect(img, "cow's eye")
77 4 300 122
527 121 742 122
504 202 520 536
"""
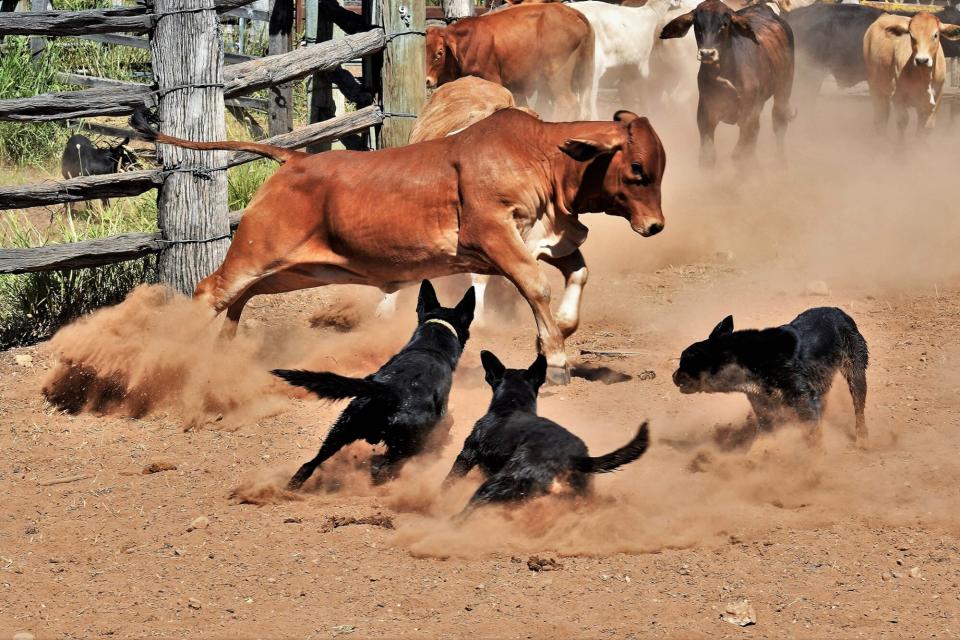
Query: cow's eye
630 163 646 181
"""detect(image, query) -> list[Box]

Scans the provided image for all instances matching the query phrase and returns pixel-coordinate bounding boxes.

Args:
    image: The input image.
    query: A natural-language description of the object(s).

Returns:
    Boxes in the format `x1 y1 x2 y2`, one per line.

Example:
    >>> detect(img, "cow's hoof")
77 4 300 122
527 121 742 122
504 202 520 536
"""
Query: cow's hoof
546 365 571 386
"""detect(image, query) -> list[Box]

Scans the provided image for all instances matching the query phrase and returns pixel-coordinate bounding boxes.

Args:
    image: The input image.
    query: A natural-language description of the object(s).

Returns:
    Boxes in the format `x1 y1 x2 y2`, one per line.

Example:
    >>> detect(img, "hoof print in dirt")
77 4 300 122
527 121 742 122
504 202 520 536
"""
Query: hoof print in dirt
527 555 563 572
322 513 394 532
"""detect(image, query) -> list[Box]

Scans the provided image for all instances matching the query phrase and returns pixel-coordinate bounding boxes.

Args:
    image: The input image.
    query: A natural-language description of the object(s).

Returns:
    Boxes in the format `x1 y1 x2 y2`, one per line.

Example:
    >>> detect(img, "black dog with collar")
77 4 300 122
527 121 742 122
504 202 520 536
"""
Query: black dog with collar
274 280 476 489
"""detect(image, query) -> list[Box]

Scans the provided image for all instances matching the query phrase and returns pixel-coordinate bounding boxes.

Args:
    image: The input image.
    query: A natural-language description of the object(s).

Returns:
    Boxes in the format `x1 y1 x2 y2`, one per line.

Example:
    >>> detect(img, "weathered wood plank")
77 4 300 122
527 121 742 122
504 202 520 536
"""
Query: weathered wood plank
0 209 246 275
0 170 164 210
0 0 257 36
223 4 270 21
75 33 255 65
55 72 268 111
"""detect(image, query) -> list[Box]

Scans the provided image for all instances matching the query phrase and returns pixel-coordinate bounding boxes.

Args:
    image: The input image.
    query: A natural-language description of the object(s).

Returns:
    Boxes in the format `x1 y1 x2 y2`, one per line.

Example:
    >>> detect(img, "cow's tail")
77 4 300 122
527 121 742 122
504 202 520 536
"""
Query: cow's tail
272 369 395 403
572 422 650 474
129 106 305 164
575 14 599 120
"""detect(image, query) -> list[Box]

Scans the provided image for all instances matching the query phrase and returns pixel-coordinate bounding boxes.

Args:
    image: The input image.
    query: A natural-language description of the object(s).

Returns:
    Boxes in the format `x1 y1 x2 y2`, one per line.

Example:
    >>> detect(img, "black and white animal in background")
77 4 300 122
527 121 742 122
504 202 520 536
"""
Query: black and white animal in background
444 350 650 514
672 307 868 445
60 134 139 209
274 280 476 490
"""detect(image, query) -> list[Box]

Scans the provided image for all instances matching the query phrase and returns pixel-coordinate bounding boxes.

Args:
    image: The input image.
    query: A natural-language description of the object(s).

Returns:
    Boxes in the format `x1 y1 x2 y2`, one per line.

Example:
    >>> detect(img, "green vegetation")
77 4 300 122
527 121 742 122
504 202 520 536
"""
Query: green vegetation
228 160 277 211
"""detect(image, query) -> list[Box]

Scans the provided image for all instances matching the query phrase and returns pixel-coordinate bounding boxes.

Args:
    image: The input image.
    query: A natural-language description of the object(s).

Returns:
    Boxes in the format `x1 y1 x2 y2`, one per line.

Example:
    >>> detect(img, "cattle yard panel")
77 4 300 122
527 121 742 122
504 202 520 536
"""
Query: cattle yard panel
0 0 394 288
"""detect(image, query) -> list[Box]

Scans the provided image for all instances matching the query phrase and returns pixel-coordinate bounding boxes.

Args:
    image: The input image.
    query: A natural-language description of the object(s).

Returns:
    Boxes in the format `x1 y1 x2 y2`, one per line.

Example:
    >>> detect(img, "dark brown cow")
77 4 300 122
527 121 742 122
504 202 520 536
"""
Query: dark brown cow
425 4 595 120
130 109 666 385
661 0 794 167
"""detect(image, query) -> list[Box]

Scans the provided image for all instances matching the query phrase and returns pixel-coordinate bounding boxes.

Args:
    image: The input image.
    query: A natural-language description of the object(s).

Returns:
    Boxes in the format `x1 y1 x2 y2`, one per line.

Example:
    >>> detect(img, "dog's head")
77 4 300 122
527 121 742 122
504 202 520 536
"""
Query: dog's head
416 280 476 346
673 315 798 394
480 350 547 411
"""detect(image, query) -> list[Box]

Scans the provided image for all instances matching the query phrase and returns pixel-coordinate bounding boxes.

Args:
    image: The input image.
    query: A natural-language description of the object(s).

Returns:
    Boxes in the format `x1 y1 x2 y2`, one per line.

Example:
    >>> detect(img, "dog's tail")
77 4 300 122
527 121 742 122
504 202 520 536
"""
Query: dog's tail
129 106 305 164
272 369 391 401
572 422 650 474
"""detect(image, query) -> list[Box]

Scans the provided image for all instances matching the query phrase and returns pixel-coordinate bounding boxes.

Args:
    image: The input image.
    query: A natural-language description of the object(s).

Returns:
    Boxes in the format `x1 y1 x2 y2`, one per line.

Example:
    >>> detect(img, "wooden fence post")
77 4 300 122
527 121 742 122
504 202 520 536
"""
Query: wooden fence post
441 0 472 19
305 0 335 152
376 0 424 148
267 0 294 136
29 0 48 60
150 0 230 295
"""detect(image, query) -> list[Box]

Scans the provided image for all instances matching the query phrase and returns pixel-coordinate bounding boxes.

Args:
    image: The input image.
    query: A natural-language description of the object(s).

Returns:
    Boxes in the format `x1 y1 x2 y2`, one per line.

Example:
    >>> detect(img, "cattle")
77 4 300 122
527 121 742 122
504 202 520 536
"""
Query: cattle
569 0 683 116
660 0 795 167
60 134 138 222
424 4 595 120
130 107 666 385
645 0 701 108
786 3 884 99
864 12 960 136
376 77 539 322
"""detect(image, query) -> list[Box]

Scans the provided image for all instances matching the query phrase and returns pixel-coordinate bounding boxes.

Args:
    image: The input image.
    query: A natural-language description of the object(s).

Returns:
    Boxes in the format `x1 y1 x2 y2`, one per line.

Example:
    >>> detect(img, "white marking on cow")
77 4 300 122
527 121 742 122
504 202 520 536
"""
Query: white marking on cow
928 83 937 107
522 206 589 260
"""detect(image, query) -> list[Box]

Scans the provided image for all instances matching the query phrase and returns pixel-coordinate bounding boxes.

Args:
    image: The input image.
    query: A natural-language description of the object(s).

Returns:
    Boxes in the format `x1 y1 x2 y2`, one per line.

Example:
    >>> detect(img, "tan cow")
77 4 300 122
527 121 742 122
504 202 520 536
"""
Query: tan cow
864 12 960 135
130 107 666 384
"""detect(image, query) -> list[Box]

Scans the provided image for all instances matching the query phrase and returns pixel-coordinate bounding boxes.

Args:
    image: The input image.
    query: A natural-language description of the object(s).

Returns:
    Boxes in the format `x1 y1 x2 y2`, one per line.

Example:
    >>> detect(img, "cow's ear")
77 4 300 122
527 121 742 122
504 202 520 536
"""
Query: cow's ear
443 28 458 59
660 11 694 39
709 315 734 340
559 135 621 162
940 23 960 40
614 110 639 124
481 350 506 387
730 14 759 43
417 280 440 321
885 22 909 38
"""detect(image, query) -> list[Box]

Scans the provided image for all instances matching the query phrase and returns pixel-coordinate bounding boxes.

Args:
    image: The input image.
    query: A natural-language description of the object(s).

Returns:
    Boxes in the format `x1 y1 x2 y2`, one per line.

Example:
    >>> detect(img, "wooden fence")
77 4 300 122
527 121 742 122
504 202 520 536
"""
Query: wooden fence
0 0 426 293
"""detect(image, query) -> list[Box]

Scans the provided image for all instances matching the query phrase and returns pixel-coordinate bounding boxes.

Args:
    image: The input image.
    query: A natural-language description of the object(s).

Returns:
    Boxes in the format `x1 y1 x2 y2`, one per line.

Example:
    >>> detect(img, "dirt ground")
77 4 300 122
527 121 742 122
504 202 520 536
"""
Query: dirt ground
3 96 960 639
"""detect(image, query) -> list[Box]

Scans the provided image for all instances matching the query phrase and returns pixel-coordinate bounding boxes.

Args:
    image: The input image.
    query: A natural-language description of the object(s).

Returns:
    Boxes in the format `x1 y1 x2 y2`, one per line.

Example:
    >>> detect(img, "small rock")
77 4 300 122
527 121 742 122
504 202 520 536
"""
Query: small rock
142 461 177 474
24 526 39 536
908 567 922 579
891 570 905 579
721 599 757 627
187 598 202 610
13 632 35 640
14 354 33 367
527 555 563 572
677 564 690 576
637 370 656 381
805 281 830 296
187 516 209 532
283 517 303 524
333 624 357 634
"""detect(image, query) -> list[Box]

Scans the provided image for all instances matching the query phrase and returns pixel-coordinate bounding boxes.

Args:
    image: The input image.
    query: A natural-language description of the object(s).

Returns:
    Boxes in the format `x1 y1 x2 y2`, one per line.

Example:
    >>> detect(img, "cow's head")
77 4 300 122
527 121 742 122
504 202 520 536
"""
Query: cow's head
559 111 666 237
425 26 460 88
109 137 138 170
884 13 960 69
660 0 758 65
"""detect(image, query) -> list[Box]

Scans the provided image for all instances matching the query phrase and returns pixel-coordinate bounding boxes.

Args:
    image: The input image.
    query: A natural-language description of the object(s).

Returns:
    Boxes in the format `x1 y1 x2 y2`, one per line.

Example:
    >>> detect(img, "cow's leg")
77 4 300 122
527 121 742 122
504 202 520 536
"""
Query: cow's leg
893 99 909 145
374 291 400 318
475 229 569 384
772 85 793 161
697 101 718 169
541 249 587 339
732 107 761 165
219 271 329 339
470 274 490 326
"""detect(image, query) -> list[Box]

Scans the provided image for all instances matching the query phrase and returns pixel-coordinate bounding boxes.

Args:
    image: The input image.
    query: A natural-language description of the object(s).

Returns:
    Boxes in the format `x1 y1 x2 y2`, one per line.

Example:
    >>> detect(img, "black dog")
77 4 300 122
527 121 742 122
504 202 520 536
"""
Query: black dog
61 135 138 209
444 351 650 512
673 307 868 444
274 280 475 490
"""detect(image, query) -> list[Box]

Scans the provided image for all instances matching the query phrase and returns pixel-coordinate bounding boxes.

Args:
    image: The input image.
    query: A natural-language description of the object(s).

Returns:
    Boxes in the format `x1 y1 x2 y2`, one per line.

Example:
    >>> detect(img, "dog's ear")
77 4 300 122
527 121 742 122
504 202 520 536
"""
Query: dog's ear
416 280 440 321
454 285 476 327
526 353 548 389
709 315 734 340
481 350 506 387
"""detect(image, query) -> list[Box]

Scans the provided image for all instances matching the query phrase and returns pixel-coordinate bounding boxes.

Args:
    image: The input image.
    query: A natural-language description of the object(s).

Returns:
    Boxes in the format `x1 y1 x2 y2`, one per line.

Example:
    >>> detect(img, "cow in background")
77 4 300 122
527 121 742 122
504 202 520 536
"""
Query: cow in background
864 12 960 136
661 0 795 167
425 4 595 120
569 0 683 117
60 134 139 228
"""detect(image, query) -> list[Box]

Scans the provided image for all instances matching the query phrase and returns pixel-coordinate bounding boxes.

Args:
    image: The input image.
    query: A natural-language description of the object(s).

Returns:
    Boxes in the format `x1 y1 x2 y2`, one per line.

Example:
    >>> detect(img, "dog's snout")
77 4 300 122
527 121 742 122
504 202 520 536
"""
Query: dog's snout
673 369 688 386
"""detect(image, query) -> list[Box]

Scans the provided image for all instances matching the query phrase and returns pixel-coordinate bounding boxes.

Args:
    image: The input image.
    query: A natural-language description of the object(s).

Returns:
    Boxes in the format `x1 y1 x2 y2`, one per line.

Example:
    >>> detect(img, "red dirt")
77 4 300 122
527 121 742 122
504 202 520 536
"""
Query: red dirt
3 101 960 638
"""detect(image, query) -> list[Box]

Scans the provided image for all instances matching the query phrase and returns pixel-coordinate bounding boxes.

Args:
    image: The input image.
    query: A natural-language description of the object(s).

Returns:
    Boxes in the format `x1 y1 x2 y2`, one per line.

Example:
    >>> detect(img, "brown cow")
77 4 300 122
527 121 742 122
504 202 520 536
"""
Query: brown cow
130 109 666 385
425 4 595 120
864 12 960 136
661 0 794 167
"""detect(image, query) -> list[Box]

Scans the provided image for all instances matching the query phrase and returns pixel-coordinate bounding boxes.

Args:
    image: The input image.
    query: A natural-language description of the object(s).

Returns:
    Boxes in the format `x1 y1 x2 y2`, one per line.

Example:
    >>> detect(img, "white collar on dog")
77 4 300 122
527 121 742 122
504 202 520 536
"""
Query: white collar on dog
424 318 459 341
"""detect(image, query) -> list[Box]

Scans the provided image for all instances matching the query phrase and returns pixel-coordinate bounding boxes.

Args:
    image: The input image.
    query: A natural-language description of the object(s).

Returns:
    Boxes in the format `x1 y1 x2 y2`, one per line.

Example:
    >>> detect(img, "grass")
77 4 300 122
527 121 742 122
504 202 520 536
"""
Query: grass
228 160 276 211
0 195 159 350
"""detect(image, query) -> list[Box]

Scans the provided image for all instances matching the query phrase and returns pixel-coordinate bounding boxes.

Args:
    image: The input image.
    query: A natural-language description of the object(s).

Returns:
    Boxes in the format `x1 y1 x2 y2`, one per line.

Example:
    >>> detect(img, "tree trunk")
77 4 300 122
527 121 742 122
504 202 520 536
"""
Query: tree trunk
268 0 294 136
150 0 230 295
441 0 472 19
377 0 425 148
